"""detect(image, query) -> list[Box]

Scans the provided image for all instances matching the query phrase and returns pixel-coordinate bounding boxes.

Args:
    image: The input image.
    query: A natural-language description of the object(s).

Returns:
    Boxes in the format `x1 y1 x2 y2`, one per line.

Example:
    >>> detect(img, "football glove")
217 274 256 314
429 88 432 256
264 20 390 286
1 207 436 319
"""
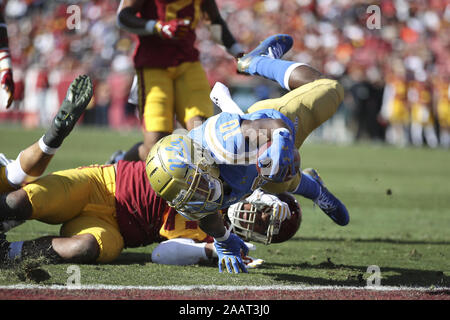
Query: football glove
154 19 190 39
258 128 296 182
0 49 14 109
246 189 291 222
214 231 249 273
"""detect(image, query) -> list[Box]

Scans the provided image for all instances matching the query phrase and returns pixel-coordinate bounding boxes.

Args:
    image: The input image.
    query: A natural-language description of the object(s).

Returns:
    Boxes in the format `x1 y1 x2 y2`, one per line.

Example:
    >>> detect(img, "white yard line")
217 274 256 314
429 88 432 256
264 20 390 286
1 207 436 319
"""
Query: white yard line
0 284 449 291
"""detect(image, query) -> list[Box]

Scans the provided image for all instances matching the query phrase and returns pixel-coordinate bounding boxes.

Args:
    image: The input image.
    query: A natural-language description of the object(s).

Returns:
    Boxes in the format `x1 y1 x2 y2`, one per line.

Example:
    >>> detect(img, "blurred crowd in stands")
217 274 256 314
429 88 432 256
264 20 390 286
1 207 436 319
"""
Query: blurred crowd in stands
0 0 449 148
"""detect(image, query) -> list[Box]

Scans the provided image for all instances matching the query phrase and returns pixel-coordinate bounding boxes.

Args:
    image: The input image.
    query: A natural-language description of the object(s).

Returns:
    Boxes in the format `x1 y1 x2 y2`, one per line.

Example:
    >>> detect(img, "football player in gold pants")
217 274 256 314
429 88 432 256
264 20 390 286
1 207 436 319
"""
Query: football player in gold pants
0 75 248 270
237 34 348 223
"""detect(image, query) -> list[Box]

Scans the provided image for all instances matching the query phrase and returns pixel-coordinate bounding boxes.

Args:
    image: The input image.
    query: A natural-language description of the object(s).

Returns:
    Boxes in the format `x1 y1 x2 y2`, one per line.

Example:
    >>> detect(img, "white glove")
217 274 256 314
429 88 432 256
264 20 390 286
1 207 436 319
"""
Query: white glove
210 82 244 115
246 189 291 222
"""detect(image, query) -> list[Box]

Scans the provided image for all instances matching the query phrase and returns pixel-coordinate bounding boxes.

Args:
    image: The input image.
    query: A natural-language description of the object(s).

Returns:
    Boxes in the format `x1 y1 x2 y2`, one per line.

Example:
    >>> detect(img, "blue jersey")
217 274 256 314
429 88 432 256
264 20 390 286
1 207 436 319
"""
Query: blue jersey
188 109 295 208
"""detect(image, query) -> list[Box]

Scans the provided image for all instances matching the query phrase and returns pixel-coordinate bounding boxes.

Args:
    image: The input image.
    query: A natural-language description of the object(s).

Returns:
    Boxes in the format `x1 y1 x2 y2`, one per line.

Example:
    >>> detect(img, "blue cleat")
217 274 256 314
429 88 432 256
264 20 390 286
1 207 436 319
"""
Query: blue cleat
237 34 293 74
302 168 349 226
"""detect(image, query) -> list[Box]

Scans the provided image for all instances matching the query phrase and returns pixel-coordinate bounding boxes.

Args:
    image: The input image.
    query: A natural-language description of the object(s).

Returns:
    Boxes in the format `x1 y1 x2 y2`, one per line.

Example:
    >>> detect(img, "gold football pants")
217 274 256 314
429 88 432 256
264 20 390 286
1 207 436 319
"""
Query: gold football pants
23 165 124 263
136 61 213 132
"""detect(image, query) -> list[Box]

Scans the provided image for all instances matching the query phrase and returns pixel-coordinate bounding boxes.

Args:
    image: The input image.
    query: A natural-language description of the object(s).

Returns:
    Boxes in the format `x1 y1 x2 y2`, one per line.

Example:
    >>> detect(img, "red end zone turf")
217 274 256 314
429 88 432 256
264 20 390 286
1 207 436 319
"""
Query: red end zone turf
0 287 449 300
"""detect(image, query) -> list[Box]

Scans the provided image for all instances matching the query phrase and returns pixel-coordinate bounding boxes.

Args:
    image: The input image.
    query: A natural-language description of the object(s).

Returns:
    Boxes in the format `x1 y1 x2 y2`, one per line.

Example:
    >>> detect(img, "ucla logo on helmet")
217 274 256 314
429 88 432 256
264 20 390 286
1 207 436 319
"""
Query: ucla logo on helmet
165 136 191 171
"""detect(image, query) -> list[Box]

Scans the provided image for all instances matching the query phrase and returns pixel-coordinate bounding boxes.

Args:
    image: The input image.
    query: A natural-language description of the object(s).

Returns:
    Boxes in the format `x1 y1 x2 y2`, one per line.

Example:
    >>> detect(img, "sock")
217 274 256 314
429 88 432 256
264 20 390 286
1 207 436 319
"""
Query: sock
38 136 59 155
293 172 321 200
248 57 302 90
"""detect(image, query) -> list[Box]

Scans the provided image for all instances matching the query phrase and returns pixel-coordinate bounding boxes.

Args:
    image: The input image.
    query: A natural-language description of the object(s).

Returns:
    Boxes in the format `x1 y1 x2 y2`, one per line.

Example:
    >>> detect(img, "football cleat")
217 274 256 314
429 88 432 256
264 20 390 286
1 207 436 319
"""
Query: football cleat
106 150 125 165
237 34 293 74
43 75 93 148
302 168 349 226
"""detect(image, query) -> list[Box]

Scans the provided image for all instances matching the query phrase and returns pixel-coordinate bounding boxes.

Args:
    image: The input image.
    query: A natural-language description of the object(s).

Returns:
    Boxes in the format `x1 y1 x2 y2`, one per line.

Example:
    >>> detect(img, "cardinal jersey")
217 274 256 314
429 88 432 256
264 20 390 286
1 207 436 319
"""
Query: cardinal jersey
133 0 204 68
115 160 172 247
188 110 296 208
115 160 210 247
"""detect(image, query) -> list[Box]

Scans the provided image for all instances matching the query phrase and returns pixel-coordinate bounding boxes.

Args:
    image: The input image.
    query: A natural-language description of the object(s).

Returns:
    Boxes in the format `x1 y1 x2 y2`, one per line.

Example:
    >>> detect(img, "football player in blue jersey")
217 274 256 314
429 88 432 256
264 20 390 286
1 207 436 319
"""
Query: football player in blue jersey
146 34 349 273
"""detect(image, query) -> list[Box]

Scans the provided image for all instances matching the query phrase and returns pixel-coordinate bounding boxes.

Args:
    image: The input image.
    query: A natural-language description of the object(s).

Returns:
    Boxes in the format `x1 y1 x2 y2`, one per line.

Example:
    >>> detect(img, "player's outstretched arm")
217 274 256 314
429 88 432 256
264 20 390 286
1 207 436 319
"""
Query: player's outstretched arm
199 212 248 273
116 0 150 35
202 0 244 59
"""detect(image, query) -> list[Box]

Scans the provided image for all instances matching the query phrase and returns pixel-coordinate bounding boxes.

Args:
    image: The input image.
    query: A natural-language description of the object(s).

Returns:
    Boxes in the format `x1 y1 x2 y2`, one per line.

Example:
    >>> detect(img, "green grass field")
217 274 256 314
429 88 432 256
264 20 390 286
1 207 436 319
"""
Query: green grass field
0 124 449 288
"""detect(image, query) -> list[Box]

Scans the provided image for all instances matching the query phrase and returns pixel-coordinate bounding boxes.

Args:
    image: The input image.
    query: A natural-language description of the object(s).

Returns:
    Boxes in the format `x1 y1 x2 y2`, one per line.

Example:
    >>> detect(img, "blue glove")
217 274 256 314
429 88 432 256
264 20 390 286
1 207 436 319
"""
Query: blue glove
258 128 296 182
214 231 249 273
